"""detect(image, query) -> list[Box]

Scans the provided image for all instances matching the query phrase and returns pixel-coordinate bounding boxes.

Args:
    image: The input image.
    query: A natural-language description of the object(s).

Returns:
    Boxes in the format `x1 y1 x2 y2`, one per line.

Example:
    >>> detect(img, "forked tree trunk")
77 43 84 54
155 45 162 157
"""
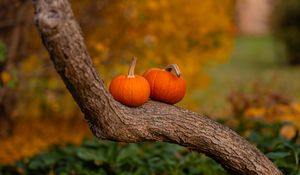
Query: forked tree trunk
32 0 283 174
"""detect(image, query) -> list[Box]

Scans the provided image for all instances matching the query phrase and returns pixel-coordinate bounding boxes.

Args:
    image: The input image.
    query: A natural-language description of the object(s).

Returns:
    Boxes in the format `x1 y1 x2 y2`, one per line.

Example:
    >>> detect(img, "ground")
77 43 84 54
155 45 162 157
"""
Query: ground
197 36 300 116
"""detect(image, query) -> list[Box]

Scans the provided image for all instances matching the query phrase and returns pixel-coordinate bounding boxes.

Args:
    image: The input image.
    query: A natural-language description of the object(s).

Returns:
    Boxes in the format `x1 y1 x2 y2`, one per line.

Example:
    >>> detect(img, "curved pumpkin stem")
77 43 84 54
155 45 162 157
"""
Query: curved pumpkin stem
128 56 137 78
165 64 181 77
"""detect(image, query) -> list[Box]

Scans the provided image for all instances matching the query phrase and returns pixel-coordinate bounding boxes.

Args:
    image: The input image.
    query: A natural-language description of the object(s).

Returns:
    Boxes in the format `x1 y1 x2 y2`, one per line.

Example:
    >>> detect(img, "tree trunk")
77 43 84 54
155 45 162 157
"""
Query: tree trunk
32 0 283 174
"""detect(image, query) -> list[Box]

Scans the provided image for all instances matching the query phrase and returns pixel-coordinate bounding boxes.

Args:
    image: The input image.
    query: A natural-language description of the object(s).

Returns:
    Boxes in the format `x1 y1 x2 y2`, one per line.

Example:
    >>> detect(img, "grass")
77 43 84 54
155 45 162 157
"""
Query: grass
197 35 300 116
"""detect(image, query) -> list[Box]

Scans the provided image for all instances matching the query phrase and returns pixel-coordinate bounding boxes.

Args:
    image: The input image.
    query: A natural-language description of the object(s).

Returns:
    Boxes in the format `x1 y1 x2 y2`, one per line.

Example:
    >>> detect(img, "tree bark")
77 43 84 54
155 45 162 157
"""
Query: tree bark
32 0 283 174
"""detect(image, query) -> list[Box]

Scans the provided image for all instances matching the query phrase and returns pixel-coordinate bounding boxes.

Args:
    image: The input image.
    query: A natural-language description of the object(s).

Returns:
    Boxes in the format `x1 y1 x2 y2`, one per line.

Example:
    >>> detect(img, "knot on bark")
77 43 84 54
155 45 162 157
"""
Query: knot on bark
33 0 68 36
35 9 62 33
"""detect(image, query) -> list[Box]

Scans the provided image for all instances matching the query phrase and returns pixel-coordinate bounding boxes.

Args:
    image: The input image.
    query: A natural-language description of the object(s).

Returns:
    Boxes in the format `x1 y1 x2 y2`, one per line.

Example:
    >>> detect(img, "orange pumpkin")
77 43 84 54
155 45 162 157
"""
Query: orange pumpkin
109 57 150 107
143 64 186 104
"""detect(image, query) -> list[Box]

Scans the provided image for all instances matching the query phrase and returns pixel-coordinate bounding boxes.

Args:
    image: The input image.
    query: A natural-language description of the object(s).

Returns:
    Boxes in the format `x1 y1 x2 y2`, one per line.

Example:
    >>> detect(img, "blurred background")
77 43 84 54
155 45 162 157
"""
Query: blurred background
0 0 300 174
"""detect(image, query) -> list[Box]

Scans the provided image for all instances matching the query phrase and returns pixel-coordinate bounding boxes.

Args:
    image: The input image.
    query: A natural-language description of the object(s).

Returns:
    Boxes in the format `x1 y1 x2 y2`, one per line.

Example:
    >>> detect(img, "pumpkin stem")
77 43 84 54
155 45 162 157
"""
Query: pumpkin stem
128 56 137 78
165 64 181 77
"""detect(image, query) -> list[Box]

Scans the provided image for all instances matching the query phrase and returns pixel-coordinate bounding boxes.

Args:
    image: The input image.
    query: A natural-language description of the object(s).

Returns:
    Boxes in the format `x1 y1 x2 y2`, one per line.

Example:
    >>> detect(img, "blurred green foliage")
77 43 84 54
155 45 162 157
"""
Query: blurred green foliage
233 119 300 175
272 0 300 65
0 140 225 175
0 41 5 62
199 36 300 116
1 118 300 175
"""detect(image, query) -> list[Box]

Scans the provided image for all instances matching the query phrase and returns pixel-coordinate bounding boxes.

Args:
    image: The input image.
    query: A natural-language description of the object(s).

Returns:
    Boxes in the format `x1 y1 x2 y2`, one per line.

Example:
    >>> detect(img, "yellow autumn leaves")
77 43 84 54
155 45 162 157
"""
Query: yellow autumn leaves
83 0 235 109
0 118 90 164
1 71 11 84
246 102 300 125
245 102 300 139
0 1 235 164
12 0 235 117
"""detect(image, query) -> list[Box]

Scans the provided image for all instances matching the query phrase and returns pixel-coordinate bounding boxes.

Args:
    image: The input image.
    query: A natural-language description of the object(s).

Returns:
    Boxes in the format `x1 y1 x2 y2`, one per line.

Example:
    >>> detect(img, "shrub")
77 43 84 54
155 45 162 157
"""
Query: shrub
1 118 300 175
0 139 226 175
272 0 300 65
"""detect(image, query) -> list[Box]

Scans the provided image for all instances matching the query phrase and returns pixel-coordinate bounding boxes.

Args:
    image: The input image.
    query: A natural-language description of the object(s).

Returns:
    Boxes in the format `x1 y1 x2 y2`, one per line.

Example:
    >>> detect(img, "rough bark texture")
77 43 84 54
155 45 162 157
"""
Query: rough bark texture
32 0 283 174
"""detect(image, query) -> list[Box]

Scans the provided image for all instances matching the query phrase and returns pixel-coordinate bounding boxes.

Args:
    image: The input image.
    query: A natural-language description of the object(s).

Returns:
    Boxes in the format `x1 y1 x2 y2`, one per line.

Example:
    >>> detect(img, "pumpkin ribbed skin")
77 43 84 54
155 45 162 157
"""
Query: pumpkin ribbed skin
109 75 150 107
143 68 186 104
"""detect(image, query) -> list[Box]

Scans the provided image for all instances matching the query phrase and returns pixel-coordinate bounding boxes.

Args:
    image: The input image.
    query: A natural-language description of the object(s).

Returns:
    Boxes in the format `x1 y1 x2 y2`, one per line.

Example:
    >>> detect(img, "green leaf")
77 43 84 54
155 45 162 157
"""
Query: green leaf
0 41 6 62
116 144 139 163
28 160 44 170
266 152 290 159
76 148 107 162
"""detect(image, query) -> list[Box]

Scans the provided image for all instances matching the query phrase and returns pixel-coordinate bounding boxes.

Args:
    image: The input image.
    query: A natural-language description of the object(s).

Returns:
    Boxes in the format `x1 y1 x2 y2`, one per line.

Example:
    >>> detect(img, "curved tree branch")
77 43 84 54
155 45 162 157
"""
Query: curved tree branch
32 0 283 174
